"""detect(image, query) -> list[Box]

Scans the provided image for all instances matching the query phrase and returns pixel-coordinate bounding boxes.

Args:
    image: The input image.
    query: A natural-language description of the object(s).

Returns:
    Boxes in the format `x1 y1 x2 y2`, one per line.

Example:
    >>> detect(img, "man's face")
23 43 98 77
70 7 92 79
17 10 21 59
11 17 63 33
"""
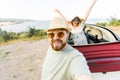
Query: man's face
47 29 69 51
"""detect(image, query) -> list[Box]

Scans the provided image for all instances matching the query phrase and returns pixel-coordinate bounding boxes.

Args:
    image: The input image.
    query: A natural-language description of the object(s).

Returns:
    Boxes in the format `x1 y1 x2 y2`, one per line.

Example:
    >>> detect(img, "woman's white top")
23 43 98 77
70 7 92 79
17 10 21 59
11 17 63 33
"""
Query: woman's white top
70 23 88 45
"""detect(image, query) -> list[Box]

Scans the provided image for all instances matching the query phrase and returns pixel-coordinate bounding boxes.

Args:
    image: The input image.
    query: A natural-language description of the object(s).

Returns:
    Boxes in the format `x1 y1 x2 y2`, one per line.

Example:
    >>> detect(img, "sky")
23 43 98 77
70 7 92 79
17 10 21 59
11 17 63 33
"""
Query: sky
0 0 120 20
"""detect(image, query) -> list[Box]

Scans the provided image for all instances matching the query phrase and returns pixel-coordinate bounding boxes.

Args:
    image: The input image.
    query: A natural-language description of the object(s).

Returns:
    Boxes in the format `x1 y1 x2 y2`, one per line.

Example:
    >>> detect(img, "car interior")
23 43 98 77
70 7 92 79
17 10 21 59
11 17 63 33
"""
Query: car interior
84 26 108 44
84 24 118 44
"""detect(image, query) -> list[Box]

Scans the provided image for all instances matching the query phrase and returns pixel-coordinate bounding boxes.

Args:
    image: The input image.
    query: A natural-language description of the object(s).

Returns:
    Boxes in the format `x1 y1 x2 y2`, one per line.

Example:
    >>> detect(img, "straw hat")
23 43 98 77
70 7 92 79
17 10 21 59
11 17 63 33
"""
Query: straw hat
46 17 71 32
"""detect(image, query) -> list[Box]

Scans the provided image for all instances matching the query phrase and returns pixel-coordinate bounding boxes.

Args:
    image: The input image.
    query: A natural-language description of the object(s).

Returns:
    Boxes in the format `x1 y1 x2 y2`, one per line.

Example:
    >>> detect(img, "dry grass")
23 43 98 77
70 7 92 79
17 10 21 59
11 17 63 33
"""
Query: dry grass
0 36 47 46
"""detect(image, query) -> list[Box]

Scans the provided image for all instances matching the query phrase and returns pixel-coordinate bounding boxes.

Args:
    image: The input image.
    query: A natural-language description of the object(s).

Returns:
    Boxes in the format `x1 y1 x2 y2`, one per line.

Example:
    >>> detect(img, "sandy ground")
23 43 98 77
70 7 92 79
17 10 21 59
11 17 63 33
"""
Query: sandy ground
0 27 120 80
0 39 49 80
108 26 120 36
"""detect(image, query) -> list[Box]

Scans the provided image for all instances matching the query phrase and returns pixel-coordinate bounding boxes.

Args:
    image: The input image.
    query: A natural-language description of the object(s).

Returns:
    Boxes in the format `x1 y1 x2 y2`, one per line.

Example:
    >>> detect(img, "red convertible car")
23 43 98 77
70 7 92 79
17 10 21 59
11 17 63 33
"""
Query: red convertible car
72 24 120 80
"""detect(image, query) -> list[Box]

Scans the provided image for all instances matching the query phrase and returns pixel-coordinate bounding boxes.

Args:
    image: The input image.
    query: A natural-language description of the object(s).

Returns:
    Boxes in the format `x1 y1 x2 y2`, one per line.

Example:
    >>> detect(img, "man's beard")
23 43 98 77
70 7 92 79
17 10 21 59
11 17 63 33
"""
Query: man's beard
51 39 66 51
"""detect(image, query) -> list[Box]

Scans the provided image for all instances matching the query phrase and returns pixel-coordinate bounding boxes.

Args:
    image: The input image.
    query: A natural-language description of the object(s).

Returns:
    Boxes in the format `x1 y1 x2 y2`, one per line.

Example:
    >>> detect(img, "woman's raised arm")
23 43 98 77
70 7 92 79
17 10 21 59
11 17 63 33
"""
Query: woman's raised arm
55 9 69 25
83 0 97 23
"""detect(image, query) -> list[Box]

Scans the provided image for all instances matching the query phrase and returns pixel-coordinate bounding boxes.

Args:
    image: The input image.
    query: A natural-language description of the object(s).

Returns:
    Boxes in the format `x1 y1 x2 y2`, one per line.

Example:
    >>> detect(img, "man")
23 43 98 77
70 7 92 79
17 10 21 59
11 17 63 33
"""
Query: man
41 17 94 80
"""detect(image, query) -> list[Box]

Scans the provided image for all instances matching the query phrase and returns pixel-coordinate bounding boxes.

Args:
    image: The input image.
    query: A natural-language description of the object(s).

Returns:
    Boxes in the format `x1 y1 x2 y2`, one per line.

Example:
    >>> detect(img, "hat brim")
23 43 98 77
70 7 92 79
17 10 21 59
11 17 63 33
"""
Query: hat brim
45 27 71 32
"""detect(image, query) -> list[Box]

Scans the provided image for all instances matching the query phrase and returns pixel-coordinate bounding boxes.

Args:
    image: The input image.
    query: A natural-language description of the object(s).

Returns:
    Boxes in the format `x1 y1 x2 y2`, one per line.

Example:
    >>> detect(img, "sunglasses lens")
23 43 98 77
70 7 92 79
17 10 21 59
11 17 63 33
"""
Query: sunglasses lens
48 33 54 39
58 32 64 38
48 32 64 39
74 20 78 21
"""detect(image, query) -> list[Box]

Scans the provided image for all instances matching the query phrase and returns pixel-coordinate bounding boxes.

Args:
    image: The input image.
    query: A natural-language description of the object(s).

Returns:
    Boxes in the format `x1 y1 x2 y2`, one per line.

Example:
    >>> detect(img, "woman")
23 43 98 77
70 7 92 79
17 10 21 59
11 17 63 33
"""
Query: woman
55 0 97 45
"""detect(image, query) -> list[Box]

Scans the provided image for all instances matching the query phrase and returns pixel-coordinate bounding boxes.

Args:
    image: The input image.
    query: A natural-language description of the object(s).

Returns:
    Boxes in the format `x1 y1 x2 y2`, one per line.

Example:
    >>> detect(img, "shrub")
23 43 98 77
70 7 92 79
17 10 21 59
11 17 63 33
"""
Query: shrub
0 29 10 42
96 22 107 27
26 27 47 38
107 17 120 26
26 27 36 37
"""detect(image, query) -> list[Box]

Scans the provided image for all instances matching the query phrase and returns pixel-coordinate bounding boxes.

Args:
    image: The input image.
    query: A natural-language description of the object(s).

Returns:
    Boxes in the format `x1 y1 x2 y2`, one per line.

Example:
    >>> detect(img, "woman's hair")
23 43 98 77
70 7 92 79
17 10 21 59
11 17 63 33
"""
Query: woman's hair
71 16 83 26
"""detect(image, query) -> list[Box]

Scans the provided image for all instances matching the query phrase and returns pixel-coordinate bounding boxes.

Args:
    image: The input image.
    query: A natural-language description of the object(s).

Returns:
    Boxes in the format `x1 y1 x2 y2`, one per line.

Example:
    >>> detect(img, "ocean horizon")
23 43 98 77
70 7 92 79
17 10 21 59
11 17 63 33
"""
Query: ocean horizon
0 18 108 33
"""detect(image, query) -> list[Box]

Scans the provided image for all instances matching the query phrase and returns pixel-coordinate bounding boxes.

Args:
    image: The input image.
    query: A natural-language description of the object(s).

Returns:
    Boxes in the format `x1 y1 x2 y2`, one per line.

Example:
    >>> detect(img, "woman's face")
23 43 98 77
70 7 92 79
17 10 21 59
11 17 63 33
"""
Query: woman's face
72 19 79 26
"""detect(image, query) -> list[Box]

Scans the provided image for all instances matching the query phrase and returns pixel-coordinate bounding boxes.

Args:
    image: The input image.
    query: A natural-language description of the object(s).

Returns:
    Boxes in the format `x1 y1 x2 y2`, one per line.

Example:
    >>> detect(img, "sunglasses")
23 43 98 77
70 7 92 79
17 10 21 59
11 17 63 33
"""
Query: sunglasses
47 32 64 39
74 19 79 21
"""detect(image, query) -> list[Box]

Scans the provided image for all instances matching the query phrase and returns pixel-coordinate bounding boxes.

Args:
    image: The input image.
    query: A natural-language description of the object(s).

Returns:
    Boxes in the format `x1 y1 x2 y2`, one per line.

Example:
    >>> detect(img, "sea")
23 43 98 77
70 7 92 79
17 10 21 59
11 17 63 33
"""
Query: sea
0 18 107 33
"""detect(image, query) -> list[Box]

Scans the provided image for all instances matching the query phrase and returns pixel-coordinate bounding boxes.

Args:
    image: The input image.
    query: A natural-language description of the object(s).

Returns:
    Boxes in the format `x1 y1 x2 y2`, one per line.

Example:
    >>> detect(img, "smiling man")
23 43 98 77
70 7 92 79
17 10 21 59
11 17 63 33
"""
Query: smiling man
41 17 94 80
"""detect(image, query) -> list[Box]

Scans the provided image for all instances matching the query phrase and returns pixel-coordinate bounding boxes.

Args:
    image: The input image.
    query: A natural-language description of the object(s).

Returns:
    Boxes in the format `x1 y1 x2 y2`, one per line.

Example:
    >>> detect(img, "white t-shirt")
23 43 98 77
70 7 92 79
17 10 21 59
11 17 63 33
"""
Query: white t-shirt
70 23 88 45
41 45 91 80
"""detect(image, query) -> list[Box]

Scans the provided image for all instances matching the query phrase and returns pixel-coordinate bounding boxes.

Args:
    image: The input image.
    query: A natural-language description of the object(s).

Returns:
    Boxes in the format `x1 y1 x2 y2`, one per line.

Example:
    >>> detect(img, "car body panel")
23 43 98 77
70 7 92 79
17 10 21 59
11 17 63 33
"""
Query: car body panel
74 41 120 72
